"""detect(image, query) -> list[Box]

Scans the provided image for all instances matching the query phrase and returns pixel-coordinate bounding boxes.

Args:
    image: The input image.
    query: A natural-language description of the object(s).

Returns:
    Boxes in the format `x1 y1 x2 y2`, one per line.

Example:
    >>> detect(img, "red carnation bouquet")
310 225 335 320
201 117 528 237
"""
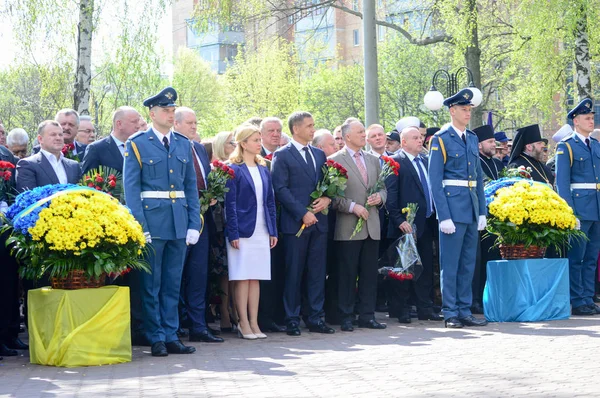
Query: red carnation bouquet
79 166 122 199
349 155 400 239
296 159 348 237
200 160 235 215
61 142 79 161
0 160 15 204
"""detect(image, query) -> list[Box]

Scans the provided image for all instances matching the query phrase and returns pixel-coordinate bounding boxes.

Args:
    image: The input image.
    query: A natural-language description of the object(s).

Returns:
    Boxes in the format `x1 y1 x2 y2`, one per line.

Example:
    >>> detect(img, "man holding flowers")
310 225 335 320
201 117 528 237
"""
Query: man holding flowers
556 98 600 316
428 89 488 328
123 87 201 357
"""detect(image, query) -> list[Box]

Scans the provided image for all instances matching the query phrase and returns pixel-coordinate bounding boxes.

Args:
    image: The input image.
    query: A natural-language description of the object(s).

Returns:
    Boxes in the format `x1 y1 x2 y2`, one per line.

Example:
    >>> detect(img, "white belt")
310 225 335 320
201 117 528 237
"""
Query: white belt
141 191 185 199
570 183 600 190
442 179 477 188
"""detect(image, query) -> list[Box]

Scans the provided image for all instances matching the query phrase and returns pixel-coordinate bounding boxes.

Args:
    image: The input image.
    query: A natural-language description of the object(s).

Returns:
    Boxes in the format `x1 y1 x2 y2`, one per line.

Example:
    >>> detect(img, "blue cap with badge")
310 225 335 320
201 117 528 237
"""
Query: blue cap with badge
494 131 509 142
143 86 178 109
386 130 400 143
443 88 473 108
567 98 595 119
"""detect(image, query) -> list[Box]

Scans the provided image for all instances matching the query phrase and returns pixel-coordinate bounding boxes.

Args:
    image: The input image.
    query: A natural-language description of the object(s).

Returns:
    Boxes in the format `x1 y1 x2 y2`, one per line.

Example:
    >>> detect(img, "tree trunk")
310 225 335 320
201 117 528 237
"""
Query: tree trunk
574 6 591 100
74 0 94 115
464 0 483 127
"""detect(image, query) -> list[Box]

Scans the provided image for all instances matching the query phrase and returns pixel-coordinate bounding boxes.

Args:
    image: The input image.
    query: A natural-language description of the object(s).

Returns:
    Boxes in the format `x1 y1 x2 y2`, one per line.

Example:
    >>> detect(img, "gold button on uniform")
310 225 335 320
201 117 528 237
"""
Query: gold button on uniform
170 169 173 173
145 205 148 209
171 185 175 188
150 160 153 164
172 200 176 203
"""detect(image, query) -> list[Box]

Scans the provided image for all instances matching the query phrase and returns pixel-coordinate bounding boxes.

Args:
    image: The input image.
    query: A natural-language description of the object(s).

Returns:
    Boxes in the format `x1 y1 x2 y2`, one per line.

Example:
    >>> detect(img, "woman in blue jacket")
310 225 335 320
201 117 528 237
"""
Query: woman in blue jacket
225 124 278 340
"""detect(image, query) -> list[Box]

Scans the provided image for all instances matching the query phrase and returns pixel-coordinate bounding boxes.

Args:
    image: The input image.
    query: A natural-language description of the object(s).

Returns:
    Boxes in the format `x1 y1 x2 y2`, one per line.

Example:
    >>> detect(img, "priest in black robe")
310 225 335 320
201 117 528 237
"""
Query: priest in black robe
508 124 554 186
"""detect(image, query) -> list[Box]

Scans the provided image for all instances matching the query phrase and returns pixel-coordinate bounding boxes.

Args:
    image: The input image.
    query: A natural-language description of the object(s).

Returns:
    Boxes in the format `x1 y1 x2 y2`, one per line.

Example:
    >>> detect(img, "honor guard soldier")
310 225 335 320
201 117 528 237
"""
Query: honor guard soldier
124 87 202 357
508 124 554 186
428 88 488 328
556 98 600 316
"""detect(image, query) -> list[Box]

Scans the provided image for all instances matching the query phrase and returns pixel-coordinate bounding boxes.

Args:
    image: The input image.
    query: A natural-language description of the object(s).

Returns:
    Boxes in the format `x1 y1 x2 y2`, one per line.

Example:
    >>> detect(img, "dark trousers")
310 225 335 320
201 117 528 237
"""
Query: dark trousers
0 231 20 342
324 239 341 324
568 220 600 307
473 232 500 305
283 229 327 326
141 238 187 344
182 229 210 333
337 238 379 322
258 238 286 327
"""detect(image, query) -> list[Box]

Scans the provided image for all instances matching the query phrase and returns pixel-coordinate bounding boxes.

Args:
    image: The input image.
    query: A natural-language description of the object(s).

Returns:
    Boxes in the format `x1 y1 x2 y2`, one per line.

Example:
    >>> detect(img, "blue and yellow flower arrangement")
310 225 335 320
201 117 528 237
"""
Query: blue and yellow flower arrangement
2 184 149 280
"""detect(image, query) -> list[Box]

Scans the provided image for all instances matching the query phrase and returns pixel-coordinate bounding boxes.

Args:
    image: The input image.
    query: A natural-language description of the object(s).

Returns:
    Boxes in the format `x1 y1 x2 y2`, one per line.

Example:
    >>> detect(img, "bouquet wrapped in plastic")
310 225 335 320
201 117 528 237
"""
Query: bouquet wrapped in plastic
378 203 423 281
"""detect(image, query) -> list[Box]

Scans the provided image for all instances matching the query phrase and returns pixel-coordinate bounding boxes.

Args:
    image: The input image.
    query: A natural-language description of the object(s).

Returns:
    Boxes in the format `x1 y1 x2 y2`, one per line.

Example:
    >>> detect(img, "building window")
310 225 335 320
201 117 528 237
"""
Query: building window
352 0 359 11
378 25 385 41
353 29 360 46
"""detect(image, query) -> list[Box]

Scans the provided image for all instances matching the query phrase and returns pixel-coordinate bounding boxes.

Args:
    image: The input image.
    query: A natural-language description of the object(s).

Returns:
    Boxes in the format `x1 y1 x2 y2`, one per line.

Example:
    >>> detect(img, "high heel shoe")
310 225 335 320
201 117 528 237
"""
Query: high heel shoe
253 332 267 339
237 329 257 340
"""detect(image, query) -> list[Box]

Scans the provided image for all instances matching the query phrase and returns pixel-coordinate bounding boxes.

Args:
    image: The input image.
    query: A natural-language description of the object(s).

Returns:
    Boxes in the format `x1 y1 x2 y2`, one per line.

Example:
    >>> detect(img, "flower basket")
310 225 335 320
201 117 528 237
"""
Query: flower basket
51 270 106 290
499 244 546 260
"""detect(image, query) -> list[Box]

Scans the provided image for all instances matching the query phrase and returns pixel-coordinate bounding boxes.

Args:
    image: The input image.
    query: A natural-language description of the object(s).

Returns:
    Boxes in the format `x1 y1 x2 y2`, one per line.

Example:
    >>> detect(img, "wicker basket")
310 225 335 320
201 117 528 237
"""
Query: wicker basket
499 244 546 260
51 270 106 290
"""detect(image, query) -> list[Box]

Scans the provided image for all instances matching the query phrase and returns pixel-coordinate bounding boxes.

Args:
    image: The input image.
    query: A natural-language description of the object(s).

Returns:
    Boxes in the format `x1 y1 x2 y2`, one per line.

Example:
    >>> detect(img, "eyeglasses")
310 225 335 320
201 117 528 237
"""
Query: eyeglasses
228 141 237 146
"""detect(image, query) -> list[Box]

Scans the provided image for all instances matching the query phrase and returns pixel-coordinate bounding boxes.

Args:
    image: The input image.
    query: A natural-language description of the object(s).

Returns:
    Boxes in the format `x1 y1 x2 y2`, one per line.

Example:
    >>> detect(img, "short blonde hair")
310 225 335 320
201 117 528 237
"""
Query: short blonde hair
213 131 233 161
229 124 266 166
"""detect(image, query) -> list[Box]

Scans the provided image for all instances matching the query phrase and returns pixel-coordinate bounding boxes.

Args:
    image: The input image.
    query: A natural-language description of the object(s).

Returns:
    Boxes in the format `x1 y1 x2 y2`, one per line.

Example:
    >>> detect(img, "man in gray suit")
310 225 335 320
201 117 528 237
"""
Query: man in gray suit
16 120 81 192
329 118 387 332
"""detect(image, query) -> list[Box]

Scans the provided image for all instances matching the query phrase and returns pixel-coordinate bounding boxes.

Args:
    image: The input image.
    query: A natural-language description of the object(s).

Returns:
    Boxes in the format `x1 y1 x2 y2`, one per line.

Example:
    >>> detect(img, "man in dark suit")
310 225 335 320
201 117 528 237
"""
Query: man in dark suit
330 119 387 331
385 126 442 323
0 146 26 358
16 120 82 192
82 106 141 174
32 109 87 161
271 111 335 336
260 117 282 157
174 107 223 343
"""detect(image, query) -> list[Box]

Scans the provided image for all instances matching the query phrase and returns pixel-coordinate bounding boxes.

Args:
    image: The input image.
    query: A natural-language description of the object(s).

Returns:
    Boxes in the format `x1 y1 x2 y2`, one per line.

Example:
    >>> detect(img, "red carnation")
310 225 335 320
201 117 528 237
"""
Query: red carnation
109 180 116 188
87 183 94 188
95 186 102 191
3 171 11 181
95 176 104 183
212 160 220 167
108 174 117 181
227 169 235 177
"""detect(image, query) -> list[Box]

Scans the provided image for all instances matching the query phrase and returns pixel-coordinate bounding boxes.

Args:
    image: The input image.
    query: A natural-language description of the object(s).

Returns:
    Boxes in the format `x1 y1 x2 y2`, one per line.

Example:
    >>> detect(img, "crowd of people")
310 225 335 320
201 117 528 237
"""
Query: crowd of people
1 86 600 360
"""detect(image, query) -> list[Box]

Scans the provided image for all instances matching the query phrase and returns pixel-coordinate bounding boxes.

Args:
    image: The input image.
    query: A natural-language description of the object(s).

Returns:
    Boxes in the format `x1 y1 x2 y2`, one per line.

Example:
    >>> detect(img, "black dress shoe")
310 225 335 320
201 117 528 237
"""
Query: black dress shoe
589 304 600 314
165 340 196 354
308 321 335 334
594 295 600 303
397 315 411 324
470 302 484 314
189 330 224 343
151 342 168 357
131 333 151 347
262 321 287 333
573 305 595 316
340 320 354 332
286 322 301 336
176 327 189 338
444 317 463 328
5 338 28 350
209 327 221 336
0 343 18 356
459 315 488 326
375 304 389 312
417 311 444 321
358 319 387 329
220 327 235 333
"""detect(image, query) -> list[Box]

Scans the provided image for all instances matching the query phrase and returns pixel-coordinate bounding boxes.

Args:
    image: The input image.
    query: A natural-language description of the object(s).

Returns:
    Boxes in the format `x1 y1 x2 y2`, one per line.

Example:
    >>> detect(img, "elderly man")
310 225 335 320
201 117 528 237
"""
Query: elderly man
172 107 223 343
313 129 337 157
260 117 283 157
76 115 96 145
279 132 290 147
0 123 5 147
330 118 387 331
508 124 554 186
7 128 29 159
56 109 86 160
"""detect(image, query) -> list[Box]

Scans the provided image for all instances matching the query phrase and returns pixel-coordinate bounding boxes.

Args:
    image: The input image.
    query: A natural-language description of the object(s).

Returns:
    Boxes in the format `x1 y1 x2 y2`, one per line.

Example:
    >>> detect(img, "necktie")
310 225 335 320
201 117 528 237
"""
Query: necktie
192 149 206 191
162 136 169 151
354 151 368 185
302 147 316 181
586 138 590 150
461 134 467 144
119 144 125 156
415 157 433 218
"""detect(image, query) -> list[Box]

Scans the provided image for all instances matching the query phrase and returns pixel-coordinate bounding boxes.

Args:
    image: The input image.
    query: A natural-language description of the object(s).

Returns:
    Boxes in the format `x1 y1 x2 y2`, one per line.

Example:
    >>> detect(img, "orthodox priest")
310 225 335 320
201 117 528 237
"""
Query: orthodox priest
508 124 554 186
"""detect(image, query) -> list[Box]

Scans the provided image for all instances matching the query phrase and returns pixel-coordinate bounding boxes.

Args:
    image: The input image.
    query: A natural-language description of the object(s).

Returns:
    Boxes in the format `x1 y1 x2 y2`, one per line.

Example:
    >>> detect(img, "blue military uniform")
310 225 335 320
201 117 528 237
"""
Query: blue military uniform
124 87 201 349
555 98 600 314
428 89 487 325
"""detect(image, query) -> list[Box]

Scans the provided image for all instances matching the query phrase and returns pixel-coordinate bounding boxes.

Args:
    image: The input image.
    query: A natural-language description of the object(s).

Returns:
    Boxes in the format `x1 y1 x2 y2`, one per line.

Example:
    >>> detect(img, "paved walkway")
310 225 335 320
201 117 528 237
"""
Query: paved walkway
1 314 600 397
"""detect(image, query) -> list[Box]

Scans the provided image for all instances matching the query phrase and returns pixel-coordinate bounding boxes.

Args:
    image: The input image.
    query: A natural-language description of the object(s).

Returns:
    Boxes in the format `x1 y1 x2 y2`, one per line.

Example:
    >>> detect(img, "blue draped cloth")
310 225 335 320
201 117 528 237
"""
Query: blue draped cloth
483 259 570 322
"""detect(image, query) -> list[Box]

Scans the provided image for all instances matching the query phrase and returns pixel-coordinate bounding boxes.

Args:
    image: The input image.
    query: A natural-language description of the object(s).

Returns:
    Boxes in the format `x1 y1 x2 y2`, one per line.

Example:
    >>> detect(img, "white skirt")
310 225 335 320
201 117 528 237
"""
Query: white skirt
226 208 271 281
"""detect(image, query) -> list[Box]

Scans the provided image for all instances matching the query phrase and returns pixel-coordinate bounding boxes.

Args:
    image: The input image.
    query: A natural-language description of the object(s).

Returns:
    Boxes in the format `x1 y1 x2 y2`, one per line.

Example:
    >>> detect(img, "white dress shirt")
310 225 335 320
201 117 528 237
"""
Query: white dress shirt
574 131 590 147
110 133 126 156
40 149 68 184
152 128 171 145
290 138 316 171
403 150 433 212
451 123 467 140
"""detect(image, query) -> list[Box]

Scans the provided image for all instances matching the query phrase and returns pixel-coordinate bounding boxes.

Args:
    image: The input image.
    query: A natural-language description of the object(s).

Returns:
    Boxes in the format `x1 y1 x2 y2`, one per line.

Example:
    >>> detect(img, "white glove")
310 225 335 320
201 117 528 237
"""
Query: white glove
478 215 487 231
186 229 200 246
575 218 581 230
0 201 7 215
143 231 152 244
439 219 456 234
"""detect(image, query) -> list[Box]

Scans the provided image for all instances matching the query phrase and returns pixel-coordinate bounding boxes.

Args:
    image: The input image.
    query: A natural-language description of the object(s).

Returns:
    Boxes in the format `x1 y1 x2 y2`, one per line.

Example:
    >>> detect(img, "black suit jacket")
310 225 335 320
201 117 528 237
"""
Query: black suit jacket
386 151 432 239
33 141 87 162
16 152 82 192
81 135 124 174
